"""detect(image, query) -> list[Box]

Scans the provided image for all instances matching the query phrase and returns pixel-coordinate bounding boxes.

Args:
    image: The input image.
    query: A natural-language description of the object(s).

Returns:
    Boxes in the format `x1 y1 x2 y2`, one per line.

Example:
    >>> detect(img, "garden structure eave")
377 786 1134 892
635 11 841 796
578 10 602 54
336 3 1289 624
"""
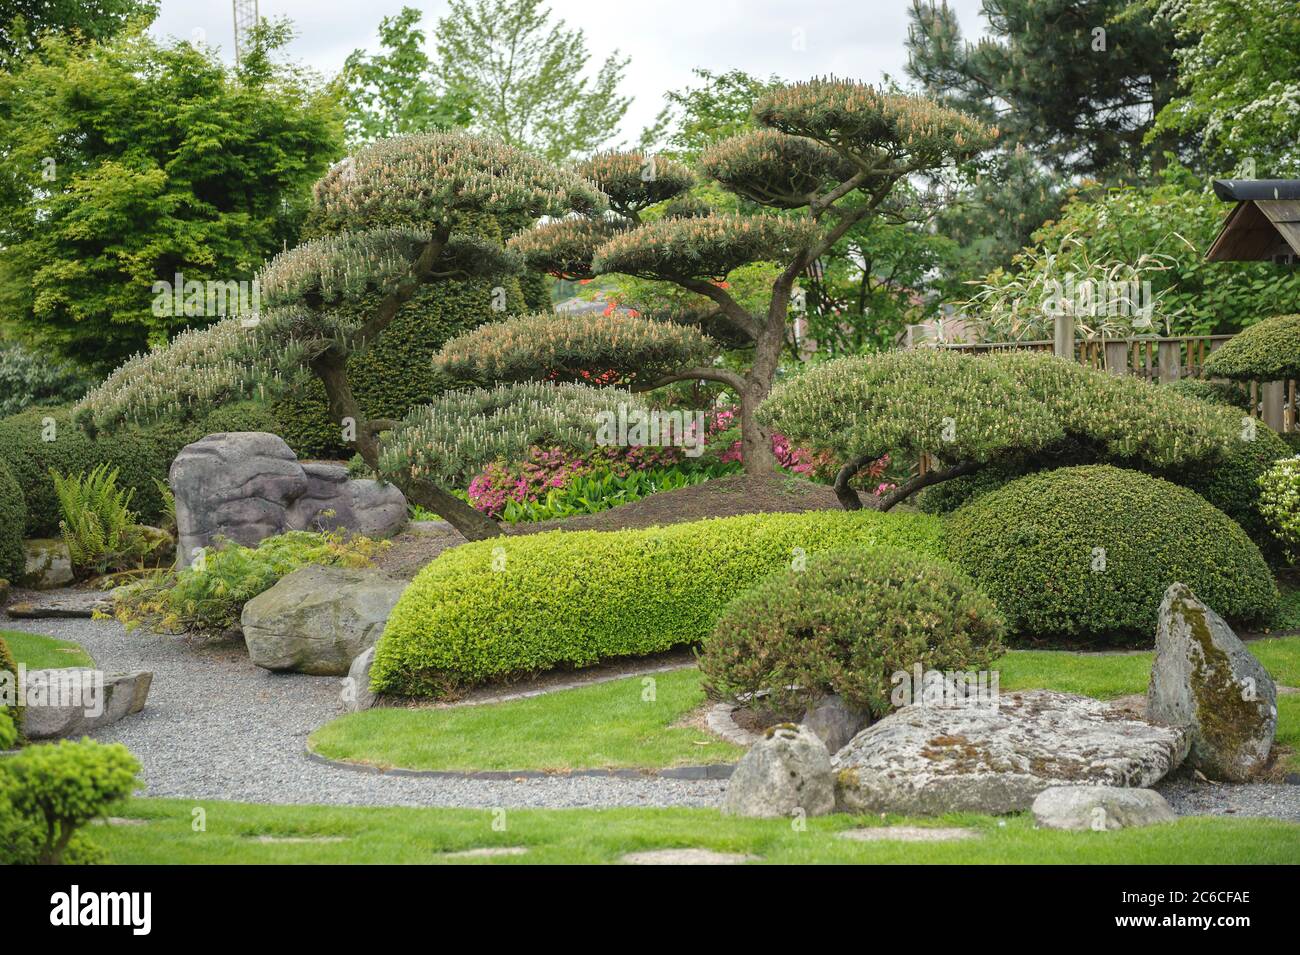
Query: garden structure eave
1206 179 1300 263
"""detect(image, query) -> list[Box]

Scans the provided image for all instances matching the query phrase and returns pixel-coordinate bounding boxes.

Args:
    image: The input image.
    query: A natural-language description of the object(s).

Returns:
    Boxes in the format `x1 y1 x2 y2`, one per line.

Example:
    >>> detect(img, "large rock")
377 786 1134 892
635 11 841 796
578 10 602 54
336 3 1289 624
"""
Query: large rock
20 669 152 739
832 690 1189 816
1148 583 1277 782
339 646 378 712
241 565 406 675
722 723 835 818
170 433 407 568
1032 786 1177 831
18 539 74 589
801 693 871 754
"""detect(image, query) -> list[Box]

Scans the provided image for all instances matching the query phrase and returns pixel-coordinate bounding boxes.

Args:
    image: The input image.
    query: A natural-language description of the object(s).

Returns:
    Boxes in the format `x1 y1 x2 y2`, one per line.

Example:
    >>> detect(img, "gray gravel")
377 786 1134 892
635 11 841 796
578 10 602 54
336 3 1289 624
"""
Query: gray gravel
1156 777 1300 822
7 615 1299 820
3 616 726 809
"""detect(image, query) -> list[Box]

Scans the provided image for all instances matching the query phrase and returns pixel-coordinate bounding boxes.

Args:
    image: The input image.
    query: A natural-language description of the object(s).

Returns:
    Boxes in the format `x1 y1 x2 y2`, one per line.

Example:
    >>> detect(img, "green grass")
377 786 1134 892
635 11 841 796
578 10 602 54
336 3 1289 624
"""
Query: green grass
310 638 1300 774
310 667 743 771
1 630 94 669
89 798 1300 864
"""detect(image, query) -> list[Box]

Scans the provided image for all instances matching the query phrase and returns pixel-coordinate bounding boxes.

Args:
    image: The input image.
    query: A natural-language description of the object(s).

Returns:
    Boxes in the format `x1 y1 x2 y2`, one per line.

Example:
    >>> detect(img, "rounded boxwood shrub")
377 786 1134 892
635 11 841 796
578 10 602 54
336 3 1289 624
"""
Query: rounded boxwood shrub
946 465 1278 639
0 460 27 581
698 548 1005 718
372 508 947 698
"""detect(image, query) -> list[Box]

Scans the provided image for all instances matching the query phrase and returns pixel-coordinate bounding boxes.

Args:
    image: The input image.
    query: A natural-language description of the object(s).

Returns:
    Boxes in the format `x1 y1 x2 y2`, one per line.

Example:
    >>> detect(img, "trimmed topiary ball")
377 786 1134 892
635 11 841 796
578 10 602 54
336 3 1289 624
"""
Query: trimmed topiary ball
1203 314 1300 382
698 547 1005 719
946 465 1278 640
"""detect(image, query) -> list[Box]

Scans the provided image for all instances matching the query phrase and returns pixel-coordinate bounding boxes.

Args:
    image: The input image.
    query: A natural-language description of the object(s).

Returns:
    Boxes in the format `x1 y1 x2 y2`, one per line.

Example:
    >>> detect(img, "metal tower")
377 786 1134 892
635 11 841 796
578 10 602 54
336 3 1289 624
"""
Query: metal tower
232 0 259 66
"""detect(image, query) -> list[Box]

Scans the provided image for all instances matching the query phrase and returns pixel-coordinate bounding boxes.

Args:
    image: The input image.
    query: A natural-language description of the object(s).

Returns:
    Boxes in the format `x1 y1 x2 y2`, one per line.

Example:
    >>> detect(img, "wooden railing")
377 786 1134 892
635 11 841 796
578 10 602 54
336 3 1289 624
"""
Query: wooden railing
921 330 1295 433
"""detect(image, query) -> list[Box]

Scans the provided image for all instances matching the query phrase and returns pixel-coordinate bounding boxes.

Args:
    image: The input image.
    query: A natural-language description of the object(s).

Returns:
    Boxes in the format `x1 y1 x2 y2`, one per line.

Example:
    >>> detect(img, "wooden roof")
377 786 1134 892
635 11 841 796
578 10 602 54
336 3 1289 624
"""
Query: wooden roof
1206 194 1300 262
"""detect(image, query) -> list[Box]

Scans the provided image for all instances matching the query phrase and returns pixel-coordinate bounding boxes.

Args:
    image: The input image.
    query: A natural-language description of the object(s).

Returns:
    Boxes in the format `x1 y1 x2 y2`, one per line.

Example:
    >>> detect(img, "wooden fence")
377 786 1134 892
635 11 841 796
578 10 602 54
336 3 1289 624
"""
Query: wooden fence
921 326 1296 434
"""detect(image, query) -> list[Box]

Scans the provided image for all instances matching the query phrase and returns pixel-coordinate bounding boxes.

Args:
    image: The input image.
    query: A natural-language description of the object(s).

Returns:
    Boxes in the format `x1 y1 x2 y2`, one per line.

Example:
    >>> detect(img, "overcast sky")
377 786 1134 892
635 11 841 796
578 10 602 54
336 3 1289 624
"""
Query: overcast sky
150 0 989 144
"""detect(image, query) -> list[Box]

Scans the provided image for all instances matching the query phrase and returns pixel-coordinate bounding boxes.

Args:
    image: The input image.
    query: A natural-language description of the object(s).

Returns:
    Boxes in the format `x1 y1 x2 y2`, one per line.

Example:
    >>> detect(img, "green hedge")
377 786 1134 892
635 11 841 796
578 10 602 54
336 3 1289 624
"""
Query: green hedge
0 461 26 580
0 401 280 537
372 509 948 698
946 465 1278 640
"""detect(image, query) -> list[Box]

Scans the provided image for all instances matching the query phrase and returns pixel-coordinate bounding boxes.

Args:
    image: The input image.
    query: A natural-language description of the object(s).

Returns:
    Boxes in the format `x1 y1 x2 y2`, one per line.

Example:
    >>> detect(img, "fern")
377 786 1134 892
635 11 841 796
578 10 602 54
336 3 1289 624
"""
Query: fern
50 465 138 577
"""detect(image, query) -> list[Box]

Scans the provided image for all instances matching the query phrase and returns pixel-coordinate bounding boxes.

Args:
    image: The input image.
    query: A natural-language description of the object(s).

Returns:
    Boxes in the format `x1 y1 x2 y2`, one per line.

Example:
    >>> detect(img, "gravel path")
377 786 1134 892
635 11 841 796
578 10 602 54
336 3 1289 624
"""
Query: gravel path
7 614 1299 820
3 616 726 810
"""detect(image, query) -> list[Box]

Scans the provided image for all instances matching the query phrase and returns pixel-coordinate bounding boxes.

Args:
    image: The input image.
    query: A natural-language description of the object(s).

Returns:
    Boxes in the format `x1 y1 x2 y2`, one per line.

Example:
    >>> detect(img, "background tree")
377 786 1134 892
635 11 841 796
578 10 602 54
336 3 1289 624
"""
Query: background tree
335 6 472 145
0 0 156 61
1149 0 1300 177
906 0 1183 179
440 79 996 472
0 21 343 369
433 0 630 163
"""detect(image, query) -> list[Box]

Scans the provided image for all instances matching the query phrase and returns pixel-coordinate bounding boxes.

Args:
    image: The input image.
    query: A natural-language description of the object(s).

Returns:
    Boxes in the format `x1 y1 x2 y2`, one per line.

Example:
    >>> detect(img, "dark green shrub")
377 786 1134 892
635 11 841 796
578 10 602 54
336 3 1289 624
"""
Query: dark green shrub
0 739 139 864
699 548 1005 718
0 343 92 418
0 460 26 581
373 509 947 698
947 465 1278 640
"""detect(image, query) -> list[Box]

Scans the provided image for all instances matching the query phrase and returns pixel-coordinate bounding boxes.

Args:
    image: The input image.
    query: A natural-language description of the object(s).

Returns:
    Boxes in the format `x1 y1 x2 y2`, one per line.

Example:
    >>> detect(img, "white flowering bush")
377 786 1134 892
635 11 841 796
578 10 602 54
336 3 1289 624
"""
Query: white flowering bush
1259 455 1300 561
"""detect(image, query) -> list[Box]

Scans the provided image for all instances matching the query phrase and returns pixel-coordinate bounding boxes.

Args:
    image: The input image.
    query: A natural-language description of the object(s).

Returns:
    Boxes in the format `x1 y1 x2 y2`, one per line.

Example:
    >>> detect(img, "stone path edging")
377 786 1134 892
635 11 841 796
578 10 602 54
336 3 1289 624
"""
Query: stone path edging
305 749 734 780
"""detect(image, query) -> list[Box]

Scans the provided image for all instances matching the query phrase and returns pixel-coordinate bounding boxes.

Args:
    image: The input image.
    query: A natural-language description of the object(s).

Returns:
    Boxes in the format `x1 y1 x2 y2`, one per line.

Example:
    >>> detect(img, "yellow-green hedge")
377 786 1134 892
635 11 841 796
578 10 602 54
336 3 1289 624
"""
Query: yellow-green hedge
372 509 947 698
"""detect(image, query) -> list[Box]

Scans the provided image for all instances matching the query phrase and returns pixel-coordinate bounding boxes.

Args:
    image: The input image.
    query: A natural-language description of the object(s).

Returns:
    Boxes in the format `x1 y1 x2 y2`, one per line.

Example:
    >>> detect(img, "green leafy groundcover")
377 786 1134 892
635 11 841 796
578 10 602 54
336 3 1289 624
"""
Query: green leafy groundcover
946 465 1278 640
372 509 946 698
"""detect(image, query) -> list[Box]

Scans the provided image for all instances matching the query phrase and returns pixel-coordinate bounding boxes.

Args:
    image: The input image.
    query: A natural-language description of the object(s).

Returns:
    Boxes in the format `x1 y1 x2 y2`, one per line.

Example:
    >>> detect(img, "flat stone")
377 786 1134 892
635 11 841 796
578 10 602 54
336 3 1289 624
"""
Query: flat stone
837 827 979 843
621 849 757 865
832 690 1190 816
20 669 153 740
242 565 406 675
440 847 529 858
1148 583 1277 782
253 835 348 844
6 591 111 619
722 723 834 818
1032 786 1178 831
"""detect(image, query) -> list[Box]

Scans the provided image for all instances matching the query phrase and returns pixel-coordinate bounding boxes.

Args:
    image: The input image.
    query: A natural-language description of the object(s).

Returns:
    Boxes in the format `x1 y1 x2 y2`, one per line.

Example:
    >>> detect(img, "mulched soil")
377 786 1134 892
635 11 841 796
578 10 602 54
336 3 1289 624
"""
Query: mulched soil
372 473 849 580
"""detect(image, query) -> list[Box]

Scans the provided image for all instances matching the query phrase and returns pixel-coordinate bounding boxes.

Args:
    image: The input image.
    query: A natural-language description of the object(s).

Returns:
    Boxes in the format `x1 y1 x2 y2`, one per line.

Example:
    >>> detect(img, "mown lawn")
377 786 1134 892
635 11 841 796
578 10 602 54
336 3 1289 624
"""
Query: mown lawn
91 798 1300 864
310 666 744 771
309 637 1300 773
2 630 94 669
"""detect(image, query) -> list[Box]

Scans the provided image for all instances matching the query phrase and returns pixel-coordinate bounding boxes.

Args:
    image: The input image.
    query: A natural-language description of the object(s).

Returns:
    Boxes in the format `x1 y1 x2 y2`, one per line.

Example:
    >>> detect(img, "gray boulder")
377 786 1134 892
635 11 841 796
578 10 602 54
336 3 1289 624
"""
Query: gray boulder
340 646 378 712
722 723 835 818
171 432 307 567
833 690 1189 816
1032 786 1177 831
21 669 153 739
18 539 74 589
1148 583 1277 782
170 433 407 568
800 693 871 754
241 565 405 675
